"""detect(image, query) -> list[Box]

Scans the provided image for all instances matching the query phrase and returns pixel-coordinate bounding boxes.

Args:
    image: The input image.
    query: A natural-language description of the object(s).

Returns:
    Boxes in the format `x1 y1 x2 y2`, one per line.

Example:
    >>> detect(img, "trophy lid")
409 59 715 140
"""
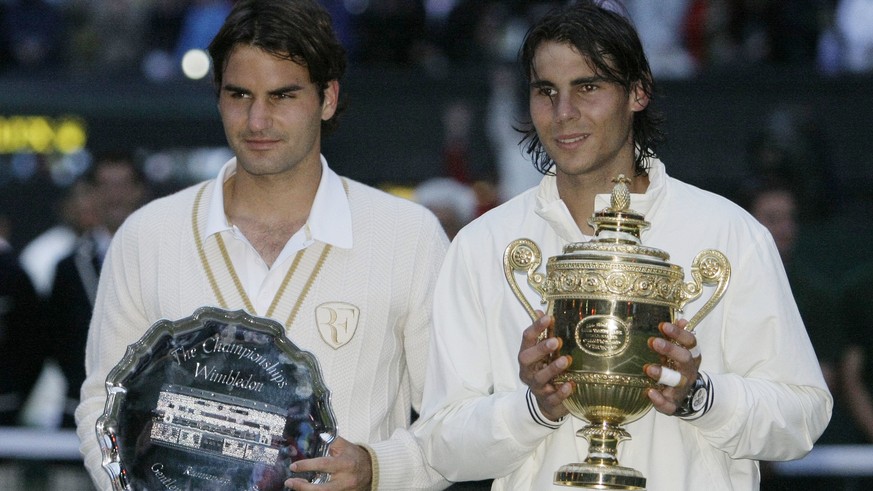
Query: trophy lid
563 175 669 261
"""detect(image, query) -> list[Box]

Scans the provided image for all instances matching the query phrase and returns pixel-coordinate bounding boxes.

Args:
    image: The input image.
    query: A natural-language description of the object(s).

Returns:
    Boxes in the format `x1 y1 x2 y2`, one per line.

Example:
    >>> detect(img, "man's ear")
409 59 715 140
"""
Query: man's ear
631 81 649 112
321 80 340 121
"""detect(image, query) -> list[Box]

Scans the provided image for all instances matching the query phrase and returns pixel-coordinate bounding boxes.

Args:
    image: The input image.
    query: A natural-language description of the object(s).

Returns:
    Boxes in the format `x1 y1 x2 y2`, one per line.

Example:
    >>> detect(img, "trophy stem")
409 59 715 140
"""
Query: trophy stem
553 423 646 490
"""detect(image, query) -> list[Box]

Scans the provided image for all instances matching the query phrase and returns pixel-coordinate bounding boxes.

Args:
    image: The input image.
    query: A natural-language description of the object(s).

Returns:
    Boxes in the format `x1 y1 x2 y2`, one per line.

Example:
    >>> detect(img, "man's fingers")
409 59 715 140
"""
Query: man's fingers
533 354 571 386
291 456 333 474
648 335 695 365
519 332 561 369
522 313 550 345
541 379 574 404
659 321 699 355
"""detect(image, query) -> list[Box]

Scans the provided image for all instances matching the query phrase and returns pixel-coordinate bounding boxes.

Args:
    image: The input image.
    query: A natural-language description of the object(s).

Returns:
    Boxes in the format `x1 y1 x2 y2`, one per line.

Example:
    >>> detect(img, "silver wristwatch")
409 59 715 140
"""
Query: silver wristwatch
674 372 709 418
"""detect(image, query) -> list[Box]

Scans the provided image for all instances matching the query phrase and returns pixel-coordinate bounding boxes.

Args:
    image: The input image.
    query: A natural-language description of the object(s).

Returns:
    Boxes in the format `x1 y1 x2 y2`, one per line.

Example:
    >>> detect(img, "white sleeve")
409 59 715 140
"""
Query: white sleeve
684 233 832 460
415 238 560 482
366 215 450 490
75 219 150 491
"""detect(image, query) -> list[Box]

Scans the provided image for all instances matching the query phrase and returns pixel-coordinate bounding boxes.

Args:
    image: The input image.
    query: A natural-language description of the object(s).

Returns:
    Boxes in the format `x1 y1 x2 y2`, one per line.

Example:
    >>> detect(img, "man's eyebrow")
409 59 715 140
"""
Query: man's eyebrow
222 83 249 94
530 76 604 89
268 84 305 96
570 76 603 86
221 83 305 95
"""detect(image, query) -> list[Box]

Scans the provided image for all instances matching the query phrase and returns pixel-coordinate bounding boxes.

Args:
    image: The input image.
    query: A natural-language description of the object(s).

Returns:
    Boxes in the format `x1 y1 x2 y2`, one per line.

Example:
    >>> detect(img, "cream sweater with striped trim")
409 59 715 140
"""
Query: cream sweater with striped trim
76 176 450 490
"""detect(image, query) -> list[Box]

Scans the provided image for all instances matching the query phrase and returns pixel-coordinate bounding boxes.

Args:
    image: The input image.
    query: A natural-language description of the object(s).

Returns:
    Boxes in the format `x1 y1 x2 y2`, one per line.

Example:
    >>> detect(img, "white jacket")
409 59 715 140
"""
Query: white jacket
416 159 832 490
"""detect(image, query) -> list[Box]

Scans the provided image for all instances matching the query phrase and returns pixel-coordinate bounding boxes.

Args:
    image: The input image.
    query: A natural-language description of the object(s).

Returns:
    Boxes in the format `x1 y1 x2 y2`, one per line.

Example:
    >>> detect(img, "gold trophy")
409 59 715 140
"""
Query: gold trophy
503 175 730 489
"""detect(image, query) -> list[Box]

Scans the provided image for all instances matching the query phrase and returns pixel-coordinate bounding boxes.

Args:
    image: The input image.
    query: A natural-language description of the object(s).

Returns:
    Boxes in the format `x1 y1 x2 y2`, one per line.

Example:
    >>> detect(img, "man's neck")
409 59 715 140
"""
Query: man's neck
224 163 322 267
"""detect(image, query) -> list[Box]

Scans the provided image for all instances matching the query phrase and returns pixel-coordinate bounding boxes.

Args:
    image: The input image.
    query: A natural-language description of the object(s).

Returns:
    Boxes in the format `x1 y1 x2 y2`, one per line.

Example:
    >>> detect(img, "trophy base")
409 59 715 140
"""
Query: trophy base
554 463 646 489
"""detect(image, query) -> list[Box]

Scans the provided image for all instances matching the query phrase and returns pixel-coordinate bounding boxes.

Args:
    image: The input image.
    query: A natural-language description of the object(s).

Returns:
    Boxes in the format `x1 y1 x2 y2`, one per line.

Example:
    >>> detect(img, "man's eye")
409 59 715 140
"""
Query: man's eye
538 87 556 97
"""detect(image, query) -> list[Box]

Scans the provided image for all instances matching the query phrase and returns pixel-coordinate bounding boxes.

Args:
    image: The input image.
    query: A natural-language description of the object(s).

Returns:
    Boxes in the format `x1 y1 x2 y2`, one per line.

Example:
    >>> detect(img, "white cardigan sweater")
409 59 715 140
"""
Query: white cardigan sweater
76 174 449 490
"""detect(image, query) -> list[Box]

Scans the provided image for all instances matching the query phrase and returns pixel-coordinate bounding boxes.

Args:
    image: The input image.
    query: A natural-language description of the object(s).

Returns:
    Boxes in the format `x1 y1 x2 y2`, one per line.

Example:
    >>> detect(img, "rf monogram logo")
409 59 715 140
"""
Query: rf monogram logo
316 302 360 349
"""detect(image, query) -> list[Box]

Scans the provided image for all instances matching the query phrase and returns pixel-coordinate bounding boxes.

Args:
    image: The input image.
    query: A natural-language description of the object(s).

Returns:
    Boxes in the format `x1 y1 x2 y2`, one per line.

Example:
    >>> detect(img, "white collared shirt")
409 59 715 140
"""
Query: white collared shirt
202 155 353 315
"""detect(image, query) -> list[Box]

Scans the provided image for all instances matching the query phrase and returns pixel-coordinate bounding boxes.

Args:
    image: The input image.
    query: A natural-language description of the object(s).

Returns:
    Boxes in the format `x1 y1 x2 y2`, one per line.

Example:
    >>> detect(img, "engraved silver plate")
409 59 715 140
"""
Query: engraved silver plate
96 307 337 490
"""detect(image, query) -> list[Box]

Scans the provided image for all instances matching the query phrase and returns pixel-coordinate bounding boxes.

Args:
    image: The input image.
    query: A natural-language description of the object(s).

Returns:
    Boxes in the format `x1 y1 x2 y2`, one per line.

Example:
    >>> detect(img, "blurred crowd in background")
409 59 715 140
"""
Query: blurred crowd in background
1 1 873 490
2 0 873 79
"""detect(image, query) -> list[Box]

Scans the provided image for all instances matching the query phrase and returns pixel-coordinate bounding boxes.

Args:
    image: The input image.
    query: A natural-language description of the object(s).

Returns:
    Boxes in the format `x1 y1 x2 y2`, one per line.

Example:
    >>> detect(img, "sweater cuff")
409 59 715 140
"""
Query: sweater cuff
360 443 379 491
496 387 564 447
681 371 741 431
526 387 565 429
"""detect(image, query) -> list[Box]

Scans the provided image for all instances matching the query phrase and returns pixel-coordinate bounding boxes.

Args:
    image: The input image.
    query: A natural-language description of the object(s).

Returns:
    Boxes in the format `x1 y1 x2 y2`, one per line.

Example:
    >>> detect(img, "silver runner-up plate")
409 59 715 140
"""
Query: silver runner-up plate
96 307 337 491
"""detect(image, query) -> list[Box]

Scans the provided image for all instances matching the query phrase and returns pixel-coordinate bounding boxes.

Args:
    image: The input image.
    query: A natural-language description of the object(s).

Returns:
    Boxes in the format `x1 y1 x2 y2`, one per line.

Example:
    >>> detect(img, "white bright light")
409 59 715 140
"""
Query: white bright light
181 49 211 80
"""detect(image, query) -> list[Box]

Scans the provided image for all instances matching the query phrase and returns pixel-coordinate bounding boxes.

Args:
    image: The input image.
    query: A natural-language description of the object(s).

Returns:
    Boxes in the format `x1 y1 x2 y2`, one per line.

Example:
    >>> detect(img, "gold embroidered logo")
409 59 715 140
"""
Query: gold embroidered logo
316 302 360 349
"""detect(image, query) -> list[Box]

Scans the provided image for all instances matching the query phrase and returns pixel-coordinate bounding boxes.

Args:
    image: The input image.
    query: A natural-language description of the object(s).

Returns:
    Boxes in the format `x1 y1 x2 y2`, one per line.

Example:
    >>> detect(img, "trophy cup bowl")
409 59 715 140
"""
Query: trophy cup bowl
503 176 730 489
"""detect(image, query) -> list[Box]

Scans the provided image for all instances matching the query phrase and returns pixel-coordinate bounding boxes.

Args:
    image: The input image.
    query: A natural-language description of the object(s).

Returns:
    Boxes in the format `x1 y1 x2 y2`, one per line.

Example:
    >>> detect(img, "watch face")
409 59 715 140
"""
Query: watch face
690 385 707 412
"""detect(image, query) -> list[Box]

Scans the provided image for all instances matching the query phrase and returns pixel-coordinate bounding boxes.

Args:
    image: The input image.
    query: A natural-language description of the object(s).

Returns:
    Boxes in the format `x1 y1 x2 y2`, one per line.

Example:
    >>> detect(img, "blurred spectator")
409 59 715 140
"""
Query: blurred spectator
486 64 542 203
64 0 149 74
141 0 190 81
0 0 853 76
768 0 831 66
442 99 475 183
437 1 559 68
0 153 67 264
684 0 833 71
742 179 860 491
833 262 873 490
840 262 873 443
625 0 697 78
352 0 428 66
741 180 837 381
19 177 101 298
141 0 230 81
741 178 859 449
0 213 45 426
414 177 477 239
46 151 148 427
816 5 843 75
320 0 357 61
440 0 508 66
436 97 495 182
834 0 873 73
745 103 837 221
146 0 189 54
0 0 66 72
174 0 232 62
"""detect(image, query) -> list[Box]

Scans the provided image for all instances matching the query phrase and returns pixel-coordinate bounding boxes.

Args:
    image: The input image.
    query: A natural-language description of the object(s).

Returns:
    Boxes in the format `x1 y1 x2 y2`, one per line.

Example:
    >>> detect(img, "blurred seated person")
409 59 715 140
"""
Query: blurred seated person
741 177 856 446
0 213 45 426
840 262 873 443
414 177 478 240
19 175 102 298
741 178 837 382
47 152 148 427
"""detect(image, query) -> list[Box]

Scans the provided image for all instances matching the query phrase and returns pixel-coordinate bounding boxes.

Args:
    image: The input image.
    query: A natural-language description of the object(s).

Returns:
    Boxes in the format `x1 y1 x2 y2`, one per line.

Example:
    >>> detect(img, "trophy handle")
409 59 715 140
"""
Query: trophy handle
502 238 546 322
681 249 731 332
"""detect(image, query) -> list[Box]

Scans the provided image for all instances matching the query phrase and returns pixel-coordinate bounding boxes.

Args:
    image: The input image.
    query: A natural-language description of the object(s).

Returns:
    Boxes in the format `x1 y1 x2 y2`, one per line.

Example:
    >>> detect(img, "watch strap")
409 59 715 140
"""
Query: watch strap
675 371 712 419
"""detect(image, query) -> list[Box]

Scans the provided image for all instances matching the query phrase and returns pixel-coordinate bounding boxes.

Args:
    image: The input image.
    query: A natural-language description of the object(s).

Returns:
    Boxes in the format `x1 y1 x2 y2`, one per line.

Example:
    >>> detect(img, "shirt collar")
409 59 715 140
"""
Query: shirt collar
534 157 666 243
205 155 353 248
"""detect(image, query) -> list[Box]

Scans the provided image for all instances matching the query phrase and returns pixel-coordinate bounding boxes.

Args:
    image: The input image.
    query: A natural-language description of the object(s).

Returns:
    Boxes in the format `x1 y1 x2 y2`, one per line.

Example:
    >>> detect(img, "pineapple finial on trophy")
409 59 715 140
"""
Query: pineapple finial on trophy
588 174 649 243
610 174 632 212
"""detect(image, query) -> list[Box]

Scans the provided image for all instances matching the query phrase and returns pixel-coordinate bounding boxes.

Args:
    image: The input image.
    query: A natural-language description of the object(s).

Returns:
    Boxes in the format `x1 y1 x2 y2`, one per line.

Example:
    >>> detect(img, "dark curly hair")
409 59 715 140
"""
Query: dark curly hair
517 0 664 176
208 0 347 135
